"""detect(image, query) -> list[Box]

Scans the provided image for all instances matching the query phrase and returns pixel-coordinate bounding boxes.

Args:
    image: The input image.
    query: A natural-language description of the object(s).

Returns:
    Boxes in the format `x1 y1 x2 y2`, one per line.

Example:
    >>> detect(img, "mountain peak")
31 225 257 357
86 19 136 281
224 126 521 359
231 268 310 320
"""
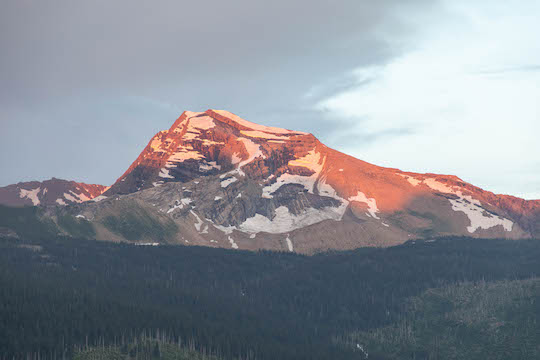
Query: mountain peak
172 109 310 136
3 109 538 253
205 109 309 135
108 109 316 195
85 109 540 252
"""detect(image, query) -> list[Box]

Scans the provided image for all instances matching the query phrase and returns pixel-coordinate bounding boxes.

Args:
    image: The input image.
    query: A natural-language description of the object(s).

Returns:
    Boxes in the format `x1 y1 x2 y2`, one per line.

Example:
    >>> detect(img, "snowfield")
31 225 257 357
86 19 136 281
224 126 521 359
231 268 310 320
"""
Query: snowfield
423 178 513 233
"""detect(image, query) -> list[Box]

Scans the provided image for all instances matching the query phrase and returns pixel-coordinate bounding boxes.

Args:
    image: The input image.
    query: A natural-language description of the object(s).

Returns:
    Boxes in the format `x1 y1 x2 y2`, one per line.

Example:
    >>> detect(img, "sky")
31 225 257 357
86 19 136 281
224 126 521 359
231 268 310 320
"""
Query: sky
1 0 538 199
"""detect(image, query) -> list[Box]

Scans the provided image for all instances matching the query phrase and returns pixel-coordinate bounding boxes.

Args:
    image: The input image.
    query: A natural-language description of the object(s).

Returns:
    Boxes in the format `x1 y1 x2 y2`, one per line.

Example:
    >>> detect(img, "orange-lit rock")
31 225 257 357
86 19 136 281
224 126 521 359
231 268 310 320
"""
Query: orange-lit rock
64 110 540 253
0 178 107 207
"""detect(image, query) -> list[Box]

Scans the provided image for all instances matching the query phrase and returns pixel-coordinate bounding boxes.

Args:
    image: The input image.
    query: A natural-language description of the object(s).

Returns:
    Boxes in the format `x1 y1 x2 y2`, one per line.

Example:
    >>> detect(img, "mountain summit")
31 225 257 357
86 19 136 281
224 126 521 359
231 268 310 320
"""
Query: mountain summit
0 178 106 207
104 109 310 195
49 110 540 252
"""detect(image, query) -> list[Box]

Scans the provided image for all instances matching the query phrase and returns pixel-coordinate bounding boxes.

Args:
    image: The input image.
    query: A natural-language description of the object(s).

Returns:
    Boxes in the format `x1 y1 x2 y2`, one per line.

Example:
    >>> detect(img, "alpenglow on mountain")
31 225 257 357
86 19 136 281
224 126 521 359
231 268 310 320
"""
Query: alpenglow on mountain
4 110 539 253
0 178 106 207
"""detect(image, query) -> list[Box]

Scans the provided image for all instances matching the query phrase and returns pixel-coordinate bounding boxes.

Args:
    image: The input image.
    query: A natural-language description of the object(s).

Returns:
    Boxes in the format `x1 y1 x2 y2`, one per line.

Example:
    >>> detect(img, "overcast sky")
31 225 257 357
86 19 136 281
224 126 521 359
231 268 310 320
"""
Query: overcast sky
1 0 538 199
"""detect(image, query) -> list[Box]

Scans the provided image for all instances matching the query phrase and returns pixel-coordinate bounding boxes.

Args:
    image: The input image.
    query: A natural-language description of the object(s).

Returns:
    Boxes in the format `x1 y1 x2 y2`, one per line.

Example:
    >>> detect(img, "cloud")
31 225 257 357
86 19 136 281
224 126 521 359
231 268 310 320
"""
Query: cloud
2 0 536 200
0 0 437 186
316 0 540 199
0 0 432 105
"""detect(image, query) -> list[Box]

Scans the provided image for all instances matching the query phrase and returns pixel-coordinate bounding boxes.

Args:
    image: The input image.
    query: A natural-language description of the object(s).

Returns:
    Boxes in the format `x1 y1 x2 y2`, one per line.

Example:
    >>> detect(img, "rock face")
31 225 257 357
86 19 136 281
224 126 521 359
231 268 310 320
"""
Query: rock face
61 109 539 254
0 178 107 207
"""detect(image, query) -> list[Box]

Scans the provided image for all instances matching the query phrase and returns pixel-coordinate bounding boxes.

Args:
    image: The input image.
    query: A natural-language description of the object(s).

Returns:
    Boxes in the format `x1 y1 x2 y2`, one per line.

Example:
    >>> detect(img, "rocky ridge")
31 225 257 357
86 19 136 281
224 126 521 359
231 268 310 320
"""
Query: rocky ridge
59 110 539 253
0 178 107 207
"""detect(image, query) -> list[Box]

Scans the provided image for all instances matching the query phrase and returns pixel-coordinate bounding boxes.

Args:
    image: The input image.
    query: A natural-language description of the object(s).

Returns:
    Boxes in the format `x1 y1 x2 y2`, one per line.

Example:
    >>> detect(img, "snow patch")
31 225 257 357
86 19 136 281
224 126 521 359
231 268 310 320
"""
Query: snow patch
91 195 107 202
184 111 204 118
423 178 456 194
450 198 513 233
289 149 325 174
349 191 380 219
56 198 67 205
285 234 293 252
231 153 242 165
423 178 513 233
159 168 174 179
199 161 221 172
262 174 313 198
189 115 215 130
165 147 204 166
167 198 192 213
262 149 325 198
70 190 90 202
317 175 341 200
214 196 223 201
235 138 265 176
213 110 308 135
75 215 86 220
190 210 204 232
213 224 236 234
228 236 239 249
397 173 421 186
19 187 41 205
261 155 346 210
181 115 215 142
63 192 81 203
238 204 347 234
221 177 238 188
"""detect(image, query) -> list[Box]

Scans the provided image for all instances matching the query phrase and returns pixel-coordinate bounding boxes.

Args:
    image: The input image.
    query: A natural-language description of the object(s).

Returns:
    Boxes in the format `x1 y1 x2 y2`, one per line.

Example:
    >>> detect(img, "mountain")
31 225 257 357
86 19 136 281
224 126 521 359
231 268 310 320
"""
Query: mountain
0 178 107 207
53 109 539 253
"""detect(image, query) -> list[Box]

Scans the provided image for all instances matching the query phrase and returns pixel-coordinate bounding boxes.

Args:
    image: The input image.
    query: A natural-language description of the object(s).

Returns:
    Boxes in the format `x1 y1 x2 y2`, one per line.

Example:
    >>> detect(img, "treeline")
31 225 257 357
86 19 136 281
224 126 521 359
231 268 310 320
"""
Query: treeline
337 278 540 359
73 331 224 360
1 234 540 359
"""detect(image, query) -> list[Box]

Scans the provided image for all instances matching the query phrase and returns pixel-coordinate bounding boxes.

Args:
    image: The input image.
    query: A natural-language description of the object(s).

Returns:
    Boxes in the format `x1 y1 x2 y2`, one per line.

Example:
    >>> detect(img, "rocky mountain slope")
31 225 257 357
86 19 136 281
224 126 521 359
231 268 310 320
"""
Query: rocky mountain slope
54 110 539 253
0 178 107 207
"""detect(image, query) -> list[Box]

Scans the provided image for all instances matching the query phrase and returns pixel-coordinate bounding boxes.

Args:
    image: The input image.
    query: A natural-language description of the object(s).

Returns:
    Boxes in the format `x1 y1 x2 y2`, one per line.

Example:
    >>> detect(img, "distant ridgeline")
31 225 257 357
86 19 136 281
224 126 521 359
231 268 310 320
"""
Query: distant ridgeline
1 229 540 360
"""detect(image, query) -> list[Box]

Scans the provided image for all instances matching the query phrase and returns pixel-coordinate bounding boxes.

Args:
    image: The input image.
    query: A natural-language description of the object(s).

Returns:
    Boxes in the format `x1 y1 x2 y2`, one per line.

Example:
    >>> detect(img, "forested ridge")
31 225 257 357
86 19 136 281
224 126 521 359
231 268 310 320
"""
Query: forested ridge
2 206 540 359
2 230 540 359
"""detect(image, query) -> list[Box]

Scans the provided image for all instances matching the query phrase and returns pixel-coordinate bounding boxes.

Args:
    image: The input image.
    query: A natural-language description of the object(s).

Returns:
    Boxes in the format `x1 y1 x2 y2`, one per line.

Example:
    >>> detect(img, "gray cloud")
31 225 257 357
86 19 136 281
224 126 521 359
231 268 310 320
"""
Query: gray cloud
0 0 438 186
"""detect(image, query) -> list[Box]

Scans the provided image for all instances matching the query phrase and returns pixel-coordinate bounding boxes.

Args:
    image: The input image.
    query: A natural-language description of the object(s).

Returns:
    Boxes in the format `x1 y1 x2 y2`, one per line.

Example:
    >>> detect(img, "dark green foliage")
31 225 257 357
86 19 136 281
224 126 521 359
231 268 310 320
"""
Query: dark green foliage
101 207 177 241
0 204 57 238
57 214 96 239
339 279 540 359
1 236 540 359
74 335 221 360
